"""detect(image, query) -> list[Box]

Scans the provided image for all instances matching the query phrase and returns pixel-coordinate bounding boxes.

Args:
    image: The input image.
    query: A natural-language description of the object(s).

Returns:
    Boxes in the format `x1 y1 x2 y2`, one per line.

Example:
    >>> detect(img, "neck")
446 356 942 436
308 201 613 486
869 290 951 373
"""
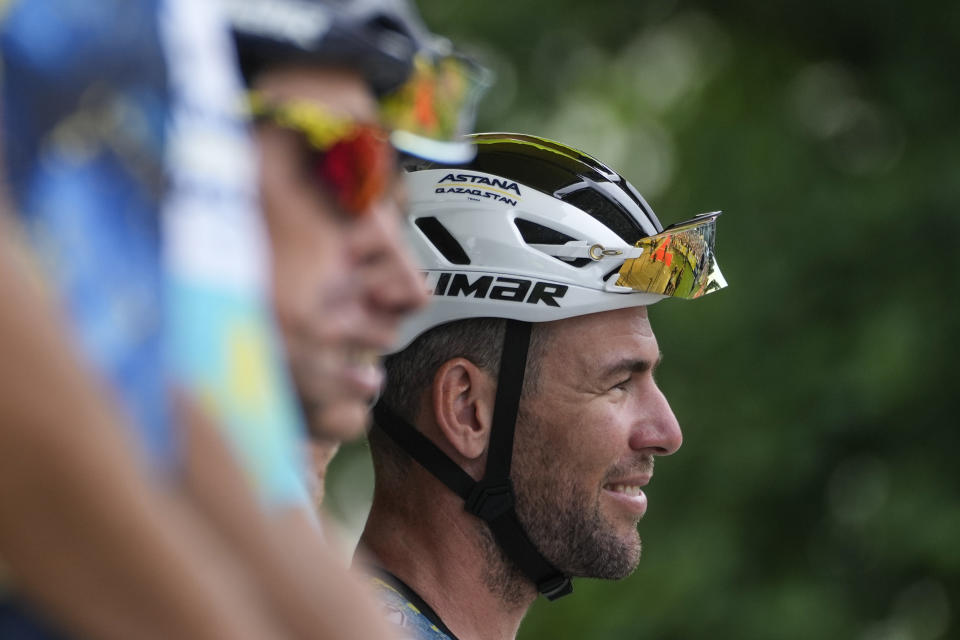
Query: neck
306 438 340 507
359 474 538 640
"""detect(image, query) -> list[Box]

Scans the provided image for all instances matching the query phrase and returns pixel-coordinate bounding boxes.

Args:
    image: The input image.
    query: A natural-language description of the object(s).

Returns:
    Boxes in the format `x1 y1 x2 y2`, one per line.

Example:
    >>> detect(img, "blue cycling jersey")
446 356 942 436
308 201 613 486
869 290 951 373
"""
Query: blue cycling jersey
371 572 459 640
158 0 309 506
1 0 311 633
0 0 309 502
1 0 175 468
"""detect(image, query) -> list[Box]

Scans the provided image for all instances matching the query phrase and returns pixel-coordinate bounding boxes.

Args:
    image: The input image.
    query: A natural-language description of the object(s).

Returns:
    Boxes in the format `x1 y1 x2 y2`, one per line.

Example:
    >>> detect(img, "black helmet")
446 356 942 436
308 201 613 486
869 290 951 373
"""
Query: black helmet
224 0 435 95
224 0 491 163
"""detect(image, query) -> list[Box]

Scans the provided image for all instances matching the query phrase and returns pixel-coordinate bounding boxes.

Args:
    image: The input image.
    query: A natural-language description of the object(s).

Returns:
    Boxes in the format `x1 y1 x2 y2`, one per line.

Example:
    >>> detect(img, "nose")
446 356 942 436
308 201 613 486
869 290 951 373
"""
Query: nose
350 198 429 320
629 385 682 456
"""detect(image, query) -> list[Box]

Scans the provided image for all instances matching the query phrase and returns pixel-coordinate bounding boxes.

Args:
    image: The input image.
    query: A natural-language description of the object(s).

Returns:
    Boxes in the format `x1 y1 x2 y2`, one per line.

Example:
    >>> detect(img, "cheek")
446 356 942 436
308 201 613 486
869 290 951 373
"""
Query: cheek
268 224 339 333
260 173 350 331
575 402 638 482
571 412 624 471
532 401 623 478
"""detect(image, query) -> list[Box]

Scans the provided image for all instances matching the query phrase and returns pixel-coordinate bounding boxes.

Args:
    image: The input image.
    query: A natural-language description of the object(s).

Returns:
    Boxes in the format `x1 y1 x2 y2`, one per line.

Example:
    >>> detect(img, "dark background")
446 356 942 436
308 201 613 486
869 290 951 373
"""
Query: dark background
328 1 960 637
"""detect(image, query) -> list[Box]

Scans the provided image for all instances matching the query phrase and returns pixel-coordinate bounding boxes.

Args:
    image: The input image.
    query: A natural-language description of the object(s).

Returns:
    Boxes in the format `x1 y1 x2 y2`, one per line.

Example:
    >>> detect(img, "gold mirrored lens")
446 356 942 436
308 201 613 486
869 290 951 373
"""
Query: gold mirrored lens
379 53 490 142
615 213 727 299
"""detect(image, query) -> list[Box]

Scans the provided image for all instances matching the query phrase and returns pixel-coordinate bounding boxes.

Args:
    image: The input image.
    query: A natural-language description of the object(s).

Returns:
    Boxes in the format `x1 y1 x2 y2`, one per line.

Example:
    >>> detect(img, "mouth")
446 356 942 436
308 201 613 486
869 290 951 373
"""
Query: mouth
602 476 651 518
294 344 385 408
340 347 385 397
605 483 645 497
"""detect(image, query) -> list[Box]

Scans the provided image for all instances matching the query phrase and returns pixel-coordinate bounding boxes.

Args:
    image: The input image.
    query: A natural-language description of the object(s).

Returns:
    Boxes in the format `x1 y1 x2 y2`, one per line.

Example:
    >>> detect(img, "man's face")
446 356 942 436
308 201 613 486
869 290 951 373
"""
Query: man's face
253 66 427 442
510 306 682 579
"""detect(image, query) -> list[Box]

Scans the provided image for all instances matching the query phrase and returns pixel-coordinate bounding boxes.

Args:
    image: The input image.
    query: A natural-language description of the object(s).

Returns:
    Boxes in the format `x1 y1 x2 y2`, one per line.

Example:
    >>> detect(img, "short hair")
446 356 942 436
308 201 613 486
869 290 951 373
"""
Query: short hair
371 318 549 476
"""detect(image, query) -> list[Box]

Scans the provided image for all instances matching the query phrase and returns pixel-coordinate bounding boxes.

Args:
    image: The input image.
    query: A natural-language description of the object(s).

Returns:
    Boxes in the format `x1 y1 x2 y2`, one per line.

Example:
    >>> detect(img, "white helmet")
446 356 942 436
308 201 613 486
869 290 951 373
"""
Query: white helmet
375 132 728 601
392 132 727 352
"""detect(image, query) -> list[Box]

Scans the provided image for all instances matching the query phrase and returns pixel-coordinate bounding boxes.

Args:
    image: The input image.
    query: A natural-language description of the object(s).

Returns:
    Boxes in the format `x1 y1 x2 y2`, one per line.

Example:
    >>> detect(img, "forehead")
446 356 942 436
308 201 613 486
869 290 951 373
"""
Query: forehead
251 65 379 123
538 306 657 368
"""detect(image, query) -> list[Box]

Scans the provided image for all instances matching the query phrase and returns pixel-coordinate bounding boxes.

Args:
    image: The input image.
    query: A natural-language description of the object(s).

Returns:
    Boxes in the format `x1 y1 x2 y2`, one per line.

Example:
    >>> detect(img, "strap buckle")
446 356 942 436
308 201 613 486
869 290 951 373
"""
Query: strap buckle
464 479 515 522
538 574 574 601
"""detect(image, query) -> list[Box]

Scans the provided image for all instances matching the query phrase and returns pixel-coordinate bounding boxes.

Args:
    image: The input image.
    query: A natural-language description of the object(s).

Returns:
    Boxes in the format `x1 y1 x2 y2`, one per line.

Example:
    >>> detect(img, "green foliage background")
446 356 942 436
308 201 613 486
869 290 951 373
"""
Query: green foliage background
328 1 960 637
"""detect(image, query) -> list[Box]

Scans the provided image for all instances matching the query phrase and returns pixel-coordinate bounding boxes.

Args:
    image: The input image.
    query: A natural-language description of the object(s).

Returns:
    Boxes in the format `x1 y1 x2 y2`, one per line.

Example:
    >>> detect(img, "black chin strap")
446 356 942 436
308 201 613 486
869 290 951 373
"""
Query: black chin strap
372 320 573 601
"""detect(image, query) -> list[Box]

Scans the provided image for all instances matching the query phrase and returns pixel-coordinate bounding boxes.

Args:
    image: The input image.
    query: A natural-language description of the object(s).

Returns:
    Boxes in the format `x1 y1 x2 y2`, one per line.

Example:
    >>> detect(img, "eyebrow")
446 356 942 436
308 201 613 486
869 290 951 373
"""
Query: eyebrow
600 351 664 380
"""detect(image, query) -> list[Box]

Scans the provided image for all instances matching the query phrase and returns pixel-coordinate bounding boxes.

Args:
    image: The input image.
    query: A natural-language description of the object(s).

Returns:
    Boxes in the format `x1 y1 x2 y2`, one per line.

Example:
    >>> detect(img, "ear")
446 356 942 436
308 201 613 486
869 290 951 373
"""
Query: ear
432 358 495 468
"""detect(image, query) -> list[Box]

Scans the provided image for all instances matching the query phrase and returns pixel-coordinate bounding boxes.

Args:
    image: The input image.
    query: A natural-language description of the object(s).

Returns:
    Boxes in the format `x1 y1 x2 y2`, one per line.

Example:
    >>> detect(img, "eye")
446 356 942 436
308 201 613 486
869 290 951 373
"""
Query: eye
612 376 631 392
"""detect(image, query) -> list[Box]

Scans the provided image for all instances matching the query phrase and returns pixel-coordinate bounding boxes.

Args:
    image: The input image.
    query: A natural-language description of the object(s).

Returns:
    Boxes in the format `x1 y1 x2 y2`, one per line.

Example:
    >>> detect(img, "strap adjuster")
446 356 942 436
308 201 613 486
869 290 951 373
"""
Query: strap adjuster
538 574 574 600
464 479 515 521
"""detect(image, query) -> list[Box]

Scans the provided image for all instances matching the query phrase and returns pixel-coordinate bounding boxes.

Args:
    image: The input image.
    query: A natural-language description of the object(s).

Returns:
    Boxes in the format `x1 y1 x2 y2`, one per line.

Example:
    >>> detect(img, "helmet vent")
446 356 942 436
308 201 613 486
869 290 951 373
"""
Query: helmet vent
514 218 591 268
415 217 471 265
603 264 622 282
559 188 644 245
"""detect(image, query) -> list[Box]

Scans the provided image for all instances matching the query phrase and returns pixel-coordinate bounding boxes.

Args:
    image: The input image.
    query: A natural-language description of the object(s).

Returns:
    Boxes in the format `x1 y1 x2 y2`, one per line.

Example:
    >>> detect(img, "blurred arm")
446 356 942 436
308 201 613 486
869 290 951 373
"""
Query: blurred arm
0 215 287 640
178 394 403 640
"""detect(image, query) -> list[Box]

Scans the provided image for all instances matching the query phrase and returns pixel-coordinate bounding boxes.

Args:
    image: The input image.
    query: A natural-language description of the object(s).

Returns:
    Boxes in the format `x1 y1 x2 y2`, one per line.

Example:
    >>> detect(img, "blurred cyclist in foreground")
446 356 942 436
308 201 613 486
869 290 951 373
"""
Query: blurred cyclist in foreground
224 0 490 504
1 0 294 637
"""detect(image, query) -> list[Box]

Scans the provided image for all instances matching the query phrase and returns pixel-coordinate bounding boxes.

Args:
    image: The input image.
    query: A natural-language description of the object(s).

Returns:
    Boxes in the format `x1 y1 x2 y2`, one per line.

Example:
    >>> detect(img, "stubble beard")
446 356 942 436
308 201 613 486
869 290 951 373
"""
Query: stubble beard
477 409 642 605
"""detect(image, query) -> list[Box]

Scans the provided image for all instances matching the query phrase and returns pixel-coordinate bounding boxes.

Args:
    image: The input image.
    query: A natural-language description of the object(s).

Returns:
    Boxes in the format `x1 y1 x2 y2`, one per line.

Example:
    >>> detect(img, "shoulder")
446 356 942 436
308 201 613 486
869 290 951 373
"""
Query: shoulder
370 577 453 640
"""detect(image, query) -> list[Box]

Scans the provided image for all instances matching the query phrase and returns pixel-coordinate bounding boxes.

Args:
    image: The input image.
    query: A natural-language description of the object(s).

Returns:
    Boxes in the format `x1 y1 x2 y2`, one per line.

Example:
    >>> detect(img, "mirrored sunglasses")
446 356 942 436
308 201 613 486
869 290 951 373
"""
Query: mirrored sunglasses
612 212 728 299
248 91 397 215
379 52 493 164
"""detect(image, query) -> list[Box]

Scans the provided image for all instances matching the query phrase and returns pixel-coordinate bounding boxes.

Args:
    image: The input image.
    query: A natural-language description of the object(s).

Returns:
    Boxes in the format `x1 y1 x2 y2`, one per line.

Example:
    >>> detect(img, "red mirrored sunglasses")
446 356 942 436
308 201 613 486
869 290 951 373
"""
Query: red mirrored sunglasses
248 91 397 215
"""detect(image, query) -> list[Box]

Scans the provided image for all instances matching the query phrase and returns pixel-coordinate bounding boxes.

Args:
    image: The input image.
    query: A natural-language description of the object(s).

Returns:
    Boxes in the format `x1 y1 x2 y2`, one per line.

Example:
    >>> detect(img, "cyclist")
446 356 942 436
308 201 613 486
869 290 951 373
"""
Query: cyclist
165 0 489 637
359 133 728 639
151 1 486 638
224 0 489 500
0 0 293 638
